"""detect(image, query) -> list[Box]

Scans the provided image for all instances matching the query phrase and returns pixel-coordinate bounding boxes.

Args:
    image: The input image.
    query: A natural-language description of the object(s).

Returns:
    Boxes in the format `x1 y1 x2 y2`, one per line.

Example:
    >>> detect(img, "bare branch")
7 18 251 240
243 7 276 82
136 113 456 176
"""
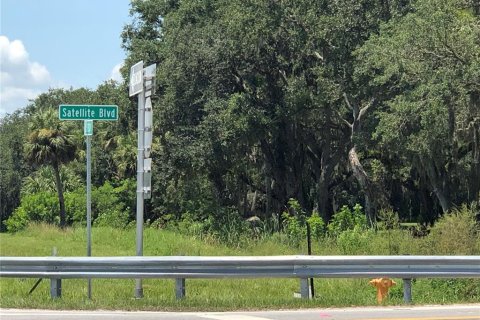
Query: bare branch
336 109 353 129
441 28 467 65
313 51 324 61
278 69 288 86
421 49 447 61
358 98 375 123
306 145 321 162
443 42 467 64
343 92 353 110
343 92 359 121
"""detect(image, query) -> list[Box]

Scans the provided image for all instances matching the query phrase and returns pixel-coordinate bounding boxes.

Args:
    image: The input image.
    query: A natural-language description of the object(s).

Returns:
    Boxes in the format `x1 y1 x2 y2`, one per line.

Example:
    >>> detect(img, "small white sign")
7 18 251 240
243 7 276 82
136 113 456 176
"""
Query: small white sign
144 63 156 95
144 97 153 158
144 63 156 79
129 61 144 97
84 120 93 136
144 158 152 199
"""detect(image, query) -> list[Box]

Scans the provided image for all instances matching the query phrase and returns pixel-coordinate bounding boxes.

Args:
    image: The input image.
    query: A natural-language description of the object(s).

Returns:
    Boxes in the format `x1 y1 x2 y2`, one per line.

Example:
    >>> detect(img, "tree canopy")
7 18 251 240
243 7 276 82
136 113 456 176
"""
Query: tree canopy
1 0 479 230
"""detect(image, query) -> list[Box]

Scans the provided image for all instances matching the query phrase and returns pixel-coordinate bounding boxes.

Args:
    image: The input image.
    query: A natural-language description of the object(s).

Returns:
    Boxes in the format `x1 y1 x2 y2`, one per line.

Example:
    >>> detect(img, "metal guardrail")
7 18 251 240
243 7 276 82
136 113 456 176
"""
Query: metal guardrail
1 255 479 300
1 255 479 278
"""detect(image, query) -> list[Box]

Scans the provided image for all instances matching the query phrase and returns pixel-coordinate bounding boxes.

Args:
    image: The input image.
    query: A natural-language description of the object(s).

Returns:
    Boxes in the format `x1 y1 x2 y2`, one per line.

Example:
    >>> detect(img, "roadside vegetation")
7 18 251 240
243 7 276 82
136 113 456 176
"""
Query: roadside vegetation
1 0 479 311
0 203 478 311
2 0 480 236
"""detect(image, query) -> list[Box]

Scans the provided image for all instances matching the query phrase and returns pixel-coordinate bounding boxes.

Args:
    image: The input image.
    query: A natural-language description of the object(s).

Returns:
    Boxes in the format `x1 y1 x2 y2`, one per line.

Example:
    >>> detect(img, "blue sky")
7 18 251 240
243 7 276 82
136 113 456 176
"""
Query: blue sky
1 0 132 116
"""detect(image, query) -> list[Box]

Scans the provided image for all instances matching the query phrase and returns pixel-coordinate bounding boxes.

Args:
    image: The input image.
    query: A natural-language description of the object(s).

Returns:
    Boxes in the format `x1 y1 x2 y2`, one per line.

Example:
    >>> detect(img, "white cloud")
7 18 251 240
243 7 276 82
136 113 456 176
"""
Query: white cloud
30 62 50 84
0 37 28 64
0 35 53 116
109 62 124 82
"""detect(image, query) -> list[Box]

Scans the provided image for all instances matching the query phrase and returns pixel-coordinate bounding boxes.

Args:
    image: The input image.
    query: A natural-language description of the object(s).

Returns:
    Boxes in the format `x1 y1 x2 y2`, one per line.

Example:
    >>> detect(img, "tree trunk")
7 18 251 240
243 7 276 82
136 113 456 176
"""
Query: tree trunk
470 121 480 201
433 186 451 213
342 94 387 224
285 123 307 209
424 160 452 213
317 106 333 222
308 143 334 222
251 190 258 213
210 171 225 204
348 146 375 225
317 170 330 222
260 138 288 214
52 161 66 228
265 170 271 216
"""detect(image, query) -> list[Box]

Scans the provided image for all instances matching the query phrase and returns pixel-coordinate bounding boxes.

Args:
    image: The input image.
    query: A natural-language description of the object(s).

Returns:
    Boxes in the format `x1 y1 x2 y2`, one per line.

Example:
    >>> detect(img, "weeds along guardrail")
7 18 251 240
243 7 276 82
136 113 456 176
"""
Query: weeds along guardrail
1 255 479 301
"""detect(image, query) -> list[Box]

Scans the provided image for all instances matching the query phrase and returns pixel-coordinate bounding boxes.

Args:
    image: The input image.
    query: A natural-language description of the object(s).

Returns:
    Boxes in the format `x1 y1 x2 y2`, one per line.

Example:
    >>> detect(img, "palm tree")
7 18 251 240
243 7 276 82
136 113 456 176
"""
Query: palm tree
24 109 77 227
21 165 82 196
112 132 137 179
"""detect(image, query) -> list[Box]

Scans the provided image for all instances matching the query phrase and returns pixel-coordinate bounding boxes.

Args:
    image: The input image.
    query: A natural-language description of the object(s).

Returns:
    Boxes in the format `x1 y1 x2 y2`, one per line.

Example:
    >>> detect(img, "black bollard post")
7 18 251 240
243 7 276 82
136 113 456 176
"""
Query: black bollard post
306 222 315 298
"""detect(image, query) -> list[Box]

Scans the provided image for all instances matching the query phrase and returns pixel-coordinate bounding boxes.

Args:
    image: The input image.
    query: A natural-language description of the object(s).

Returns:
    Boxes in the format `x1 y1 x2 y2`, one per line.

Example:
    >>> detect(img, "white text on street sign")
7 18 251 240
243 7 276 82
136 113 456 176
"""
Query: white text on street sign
59 105 118 120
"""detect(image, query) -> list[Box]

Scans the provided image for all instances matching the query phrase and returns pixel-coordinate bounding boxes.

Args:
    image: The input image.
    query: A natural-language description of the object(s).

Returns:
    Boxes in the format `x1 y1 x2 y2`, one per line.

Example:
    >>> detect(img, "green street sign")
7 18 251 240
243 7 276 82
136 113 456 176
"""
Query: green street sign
59 105 118 120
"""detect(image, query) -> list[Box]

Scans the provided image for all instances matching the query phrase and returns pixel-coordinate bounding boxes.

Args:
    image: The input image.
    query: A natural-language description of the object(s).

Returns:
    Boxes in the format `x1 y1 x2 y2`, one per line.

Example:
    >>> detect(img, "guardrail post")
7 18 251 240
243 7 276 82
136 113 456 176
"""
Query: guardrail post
300 278 311 299
403 278 412 303
175 278 185 299
50 277 62 299
50 247 61 299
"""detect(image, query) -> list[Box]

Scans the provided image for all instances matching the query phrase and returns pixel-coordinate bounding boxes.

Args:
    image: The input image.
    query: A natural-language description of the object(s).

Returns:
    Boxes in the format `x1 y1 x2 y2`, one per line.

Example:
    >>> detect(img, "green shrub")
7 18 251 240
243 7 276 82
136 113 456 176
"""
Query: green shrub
426 278 480 301
281 199 327 246
337 227 375 254
6 191 61 232
282 199 307 246
377 209 400 230
63 183 130 228
92 182 130 228
5 207 29 233
94 209 129 228
282 211 305 246
376 209 402 254
7 181 131 232
328 204 368 237
174 209 253 247
423 205 479 255
65 189 87 224
177 212 207 238
307 210 325 241
205 209 251 247
111 179 136 220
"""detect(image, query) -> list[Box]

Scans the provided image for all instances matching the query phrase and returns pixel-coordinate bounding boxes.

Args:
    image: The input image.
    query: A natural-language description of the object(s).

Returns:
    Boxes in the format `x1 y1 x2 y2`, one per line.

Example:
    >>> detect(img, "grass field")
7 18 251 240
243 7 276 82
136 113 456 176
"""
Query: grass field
0 224 479 311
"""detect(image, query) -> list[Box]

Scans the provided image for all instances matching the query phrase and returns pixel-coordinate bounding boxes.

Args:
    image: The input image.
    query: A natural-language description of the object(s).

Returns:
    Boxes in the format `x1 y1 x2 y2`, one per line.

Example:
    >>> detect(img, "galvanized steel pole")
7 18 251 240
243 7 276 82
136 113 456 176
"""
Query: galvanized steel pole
86 133 92 299
135 88 145 299
49 247 61 298
403 278 412 303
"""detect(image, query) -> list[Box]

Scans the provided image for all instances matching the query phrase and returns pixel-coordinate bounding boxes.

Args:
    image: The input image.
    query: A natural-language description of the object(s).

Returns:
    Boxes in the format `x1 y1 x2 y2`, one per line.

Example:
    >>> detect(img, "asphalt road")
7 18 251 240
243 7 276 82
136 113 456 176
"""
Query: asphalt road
1 305 479 320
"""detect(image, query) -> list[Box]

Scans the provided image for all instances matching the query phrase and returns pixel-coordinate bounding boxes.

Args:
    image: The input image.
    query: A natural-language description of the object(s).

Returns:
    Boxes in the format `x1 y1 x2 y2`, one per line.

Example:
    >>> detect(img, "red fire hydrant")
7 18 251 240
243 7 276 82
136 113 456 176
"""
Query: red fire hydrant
369 278 396 303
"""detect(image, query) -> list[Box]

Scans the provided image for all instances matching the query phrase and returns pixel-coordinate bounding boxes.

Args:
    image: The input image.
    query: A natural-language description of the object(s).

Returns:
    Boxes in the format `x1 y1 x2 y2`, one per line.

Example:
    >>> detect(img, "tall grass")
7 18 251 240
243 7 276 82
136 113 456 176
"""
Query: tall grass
1 216 479 311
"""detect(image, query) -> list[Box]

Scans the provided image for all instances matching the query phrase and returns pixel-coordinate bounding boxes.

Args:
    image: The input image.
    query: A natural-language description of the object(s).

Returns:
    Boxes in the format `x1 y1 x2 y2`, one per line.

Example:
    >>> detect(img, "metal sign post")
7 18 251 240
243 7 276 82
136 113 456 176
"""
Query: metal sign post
143 63 155 199
84 120 93 299
130 60 145 299
58 106 117 300
129 61 156 299
135 85 145 299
